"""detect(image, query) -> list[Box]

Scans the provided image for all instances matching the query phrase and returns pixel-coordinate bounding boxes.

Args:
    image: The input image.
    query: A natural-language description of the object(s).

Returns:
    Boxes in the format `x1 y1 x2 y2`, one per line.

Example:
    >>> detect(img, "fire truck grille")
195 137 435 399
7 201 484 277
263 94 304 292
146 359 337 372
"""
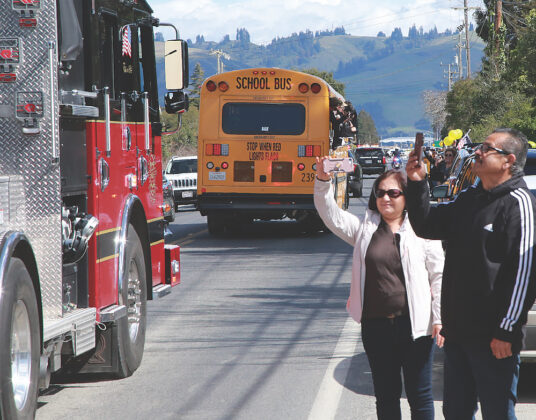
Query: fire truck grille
174 179 196 188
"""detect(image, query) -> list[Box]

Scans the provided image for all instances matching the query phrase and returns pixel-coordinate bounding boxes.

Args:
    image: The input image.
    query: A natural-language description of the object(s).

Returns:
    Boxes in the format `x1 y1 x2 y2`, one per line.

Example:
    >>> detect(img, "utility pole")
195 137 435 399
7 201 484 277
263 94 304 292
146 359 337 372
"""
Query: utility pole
210 49 230 74
453 3 479 79
464 0 471 78
441 60 458 91
456 25 465 80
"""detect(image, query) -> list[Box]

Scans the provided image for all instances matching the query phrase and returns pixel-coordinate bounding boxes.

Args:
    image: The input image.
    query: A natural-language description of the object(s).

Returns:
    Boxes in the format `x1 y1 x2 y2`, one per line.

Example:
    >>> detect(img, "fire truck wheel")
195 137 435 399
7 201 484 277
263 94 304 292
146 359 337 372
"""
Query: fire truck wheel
116 226 147 378
0 258 40 420
207 213 225 235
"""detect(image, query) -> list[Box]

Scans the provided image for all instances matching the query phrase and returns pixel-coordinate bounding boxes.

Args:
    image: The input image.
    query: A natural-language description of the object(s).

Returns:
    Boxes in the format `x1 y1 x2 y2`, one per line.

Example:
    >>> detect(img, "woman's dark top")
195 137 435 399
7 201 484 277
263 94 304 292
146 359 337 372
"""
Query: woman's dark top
362 219 409 319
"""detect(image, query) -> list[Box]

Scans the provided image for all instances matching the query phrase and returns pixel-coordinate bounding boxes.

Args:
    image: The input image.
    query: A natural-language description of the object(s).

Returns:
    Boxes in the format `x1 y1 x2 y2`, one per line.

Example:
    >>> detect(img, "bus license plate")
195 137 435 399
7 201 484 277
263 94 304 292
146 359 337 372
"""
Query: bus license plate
365 159 372 164
209 172 226 181
182 191 193 198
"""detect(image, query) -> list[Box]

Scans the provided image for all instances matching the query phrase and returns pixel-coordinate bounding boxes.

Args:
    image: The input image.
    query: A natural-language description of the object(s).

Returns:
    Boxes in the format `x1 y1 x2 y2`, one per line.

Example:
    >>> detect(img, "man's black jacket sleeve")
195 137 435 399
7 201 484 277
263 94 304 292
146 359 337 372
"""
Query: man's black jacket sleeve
406 179 460 241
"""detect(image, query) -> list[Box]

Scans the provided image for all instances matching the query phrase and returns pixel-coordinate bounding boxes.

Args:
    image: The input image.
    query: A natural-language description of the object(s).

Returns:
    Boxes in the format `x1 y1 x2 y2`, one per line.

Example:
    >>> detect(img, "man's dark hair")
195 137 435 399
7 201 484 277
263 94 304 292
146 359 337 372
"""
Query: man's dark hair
493 127 529 174
368 170 407 211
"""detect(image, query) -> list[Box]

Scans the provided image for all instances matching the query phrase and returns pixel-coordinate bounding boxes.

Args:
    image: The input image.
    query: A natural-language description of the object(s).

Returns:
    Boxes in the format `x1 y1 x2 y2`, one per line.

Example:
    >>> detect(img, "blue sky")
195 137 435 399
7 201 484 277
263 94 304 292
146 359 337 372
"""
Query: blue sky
151 0 485 44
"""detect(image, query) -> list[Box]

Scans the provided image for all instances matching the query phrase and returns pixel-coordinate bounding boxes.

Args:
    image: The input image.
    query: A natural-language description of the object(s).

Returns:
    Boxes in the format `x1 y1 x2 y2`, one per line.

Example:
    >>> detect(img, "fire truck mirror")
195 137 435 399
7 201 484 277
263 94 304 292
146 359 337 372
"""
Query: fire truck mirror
164 39 189 91
164 91 188 114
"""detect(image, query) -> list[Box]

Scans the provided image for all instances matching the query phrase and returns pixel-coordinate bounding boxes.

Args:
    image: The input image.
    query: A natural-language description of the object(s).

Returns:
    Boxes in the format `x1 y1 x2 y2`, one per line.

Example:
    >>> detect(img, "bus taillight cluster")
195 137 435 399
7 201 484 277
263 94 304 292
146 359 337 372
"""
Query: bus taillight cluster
206 81 229 92
298 145 321 157
205 143 229 156
298 83 321 94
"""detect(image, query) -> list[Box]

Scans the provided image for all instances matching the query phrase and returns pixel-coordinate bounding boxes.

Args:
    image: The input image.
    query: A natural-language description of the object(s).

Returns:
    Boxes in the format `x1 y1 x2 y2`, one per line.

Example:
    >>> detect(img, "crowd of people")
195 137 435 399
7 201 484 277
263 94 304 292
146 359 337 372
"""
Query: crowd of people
314 128 536 420
330 98 358 149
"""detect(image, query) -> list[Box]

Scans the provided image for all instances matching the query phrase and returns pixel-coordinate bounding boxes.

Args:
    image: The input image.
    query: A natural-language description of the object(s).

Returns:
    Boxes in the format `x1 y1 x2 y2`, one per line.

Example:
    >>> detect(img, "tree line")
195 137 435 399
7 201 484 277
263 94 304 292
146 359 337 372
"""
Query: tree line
441 3 536 141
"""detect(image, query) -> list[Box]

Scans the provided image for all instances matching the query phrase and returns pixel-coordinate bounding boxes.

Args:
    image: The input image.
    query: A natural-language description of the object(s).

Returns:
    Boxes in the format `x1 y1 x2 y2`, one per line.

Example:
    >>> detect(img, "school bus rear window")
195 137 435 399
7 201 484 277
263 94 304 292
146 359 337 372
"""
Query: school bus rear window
222 103 306 135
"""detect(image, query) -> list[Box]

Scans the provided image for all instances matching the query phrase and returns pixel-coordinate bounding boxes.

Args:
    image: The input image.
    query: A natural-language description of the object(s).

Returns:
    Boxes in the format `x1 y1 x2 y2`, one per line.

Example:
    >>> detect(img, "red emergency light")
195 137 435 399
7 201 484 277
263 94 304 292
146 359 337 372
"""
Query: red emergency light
311 83 321 94
298 83 309 94
218 81 229 92
206 80 216 92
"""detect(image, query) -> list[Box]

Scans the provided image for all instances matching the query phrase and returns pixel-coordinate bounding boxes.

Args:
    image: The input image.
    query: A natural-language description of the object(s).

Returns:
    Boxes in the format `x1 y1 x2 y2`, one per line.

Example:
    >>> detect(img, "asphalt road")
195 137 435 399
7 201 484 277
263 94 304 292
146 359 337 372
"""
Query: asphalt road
36 175 536 420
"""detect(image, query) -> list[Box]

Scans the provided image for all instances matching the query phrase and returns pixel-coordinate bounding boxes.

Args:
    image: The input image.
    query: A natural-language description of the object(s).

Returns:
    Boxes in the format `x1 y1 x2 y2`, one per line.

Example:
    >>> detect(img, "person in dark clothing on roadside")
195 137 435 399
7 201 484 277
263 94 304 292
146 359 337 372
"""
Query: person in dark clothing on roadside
405 128 536 420
330 98 344 149
429 148 456 186
340 102 358 143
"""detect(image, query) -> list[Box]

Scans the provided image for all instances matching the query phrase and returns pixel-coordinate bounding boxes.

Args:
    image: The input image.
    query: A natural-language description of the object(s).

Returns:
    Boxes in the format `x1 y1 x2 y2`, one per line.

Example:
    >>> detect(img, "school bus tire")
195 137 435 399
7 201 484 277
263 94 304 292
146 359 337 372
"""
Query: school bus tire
0 258 40 420
115 226 147 378
207 213 226 236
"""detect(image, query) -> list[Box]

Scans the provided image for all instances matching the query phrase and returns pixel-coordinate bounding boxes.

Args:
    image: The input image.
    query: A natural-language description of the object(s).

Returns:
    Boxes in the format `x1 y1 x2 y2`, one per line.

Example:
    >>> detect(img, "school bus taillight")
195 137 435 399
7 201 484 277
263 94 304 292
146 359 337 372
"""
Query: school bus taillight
298 83 309 93
311 83 321 94
218 81 229 92
206 80 217 92
298 145 321 157
205 143 229 156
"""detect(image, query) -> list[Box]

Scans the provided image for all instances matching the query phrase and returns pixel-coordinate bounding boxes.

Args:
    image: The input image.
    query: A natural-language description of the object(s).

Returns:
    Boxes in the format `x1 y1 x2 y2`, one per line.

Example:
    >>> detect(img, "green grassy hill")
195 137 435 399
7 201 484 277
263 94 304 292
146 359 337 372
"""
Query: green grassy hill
155 31 485 136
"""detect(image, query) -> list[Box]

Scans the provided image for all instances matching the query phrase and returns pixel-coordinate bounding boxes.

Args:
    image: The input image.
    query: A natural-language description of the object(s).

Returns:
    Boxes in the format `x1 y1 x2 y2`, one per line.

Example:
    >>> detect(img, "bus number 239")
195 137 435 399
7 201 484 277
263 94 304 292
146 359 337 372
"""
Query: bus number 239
301 172 315 182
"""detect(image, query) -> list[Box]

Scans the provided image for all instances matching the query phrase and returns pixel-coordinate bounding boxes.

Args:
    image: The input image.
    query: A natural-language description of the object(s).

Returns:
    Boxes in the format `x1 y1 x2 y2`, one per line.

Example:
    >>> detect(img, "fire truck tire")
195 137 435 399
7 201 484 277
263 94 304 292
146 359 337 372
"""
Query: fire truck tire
207 213 225 235
115 226 147 378
0 258 40 420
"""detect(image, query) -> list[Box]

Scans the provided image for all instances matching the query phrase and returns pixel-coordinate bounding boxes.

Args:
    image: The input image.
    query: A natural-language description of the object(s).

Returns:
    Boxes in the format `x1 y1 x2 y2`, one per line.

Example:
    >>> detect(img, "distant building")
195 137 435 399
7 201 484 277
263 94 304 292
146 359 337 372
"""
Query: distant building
380 136 434 149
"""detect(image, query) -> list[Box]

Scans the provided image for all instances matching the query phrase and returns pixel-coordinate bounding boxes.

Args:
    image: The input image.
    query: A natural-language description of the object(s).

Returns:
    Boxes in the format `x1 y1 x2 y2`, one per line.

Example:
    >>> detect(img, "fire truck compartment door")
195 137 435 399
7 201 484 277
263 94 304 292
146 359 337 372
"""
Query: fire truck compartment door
0 1 64 320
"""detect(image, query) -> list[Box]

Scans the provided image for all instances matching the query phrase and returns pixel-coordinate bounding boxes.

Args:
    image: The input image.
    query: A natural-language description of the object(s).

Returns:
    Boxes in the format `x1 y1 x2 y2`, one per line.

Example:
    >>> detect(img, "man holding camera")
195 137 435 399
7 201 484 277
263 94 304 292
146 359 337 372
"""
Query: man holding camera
405 128 536 419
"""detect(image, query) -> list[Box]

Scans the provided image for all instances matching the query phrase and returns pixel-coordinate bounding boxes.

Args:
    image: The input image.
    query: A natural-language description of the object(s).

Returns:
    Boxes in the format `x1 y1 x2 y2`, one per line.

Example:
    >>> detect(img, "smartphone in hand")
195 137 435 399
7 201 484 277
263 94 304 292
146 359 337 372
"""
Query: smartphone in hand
414 132 424 165
323 157 354 173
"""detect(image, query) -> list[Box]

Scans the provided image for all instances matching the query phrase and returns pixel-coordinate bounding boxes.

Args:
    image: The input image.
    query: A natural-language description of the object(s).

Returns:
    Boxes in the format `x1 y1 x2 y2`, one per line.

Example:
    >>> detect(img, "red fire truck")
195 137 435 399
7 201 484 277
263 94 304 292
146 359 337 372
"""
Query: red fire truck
0 1 189 418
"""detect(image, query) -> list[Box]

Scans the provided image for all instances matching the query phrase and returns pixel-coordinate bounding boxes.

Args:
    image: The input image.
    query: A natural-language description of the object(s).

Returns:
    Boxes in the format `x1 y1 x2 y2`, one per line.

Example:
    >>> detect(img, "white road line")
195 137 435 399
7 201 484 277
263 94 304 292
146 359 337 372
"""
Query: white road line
308 317 361 420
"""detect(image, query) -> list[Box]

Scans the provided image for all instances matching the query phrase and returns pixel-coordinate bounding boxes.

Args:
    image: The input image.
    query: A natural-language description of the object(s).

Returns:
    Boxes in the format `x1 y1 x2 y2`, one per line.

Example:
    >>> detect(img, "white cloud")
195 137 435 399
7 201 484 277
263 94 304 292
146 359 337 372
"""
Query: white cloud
151 0 484 43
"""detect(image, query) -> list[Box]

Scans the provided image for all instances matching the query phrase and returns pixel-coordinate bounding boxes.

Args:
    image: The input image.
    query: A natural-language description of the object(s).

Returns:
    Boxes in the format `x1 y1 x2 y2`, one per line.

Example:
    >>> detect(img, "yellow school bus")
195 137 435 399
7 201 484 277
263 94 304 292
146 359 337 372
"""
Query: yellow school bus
197 68 349 234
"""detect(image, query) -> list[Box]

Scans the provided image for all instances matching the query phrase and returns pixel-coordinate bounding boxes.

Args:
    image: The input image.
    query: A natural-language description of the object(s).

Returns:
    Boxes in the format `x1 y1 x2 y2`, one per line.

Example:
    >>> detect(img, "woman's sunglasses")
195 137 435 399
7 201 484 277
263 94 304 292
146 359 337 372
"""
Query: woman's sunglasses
376 188 404 198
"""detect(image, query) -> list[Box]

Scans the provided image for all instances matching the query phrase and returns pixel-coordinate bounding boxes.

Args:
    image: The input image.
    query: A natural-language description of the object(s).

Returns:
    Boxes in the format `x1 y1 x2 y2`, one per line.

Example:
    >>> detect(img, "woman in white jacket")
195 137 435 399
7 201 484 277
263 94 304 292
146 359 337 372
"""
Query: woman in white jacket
314 160 444 420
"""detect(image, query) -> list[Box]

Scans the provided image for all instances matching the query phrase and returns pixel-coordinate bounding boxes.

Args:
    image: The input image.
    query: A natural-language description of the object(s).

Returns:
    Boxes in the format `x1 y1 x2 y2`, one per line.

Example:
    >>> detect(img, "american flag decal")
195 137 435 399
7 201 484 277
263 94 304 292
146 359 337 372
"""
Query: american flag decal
122 26 132 58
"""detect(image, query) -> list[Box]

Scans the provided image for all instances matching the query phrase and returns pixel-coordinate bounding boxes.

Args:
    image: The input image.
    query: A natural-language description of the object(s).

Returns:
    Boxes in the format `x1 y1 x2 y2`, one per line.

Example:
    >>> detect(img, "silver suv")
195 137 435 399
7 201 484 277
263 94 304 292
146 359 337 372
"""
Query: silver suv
165 156 198 209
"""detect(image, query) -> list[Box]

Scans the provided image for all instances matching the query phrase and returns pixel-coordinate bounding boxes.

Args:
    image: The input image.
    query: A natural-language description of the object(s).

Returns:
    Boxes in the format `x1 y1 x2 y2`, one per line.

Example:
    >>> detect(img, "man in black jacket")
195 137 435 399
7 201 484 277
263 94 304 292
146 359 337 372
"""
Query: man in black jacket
405 128 536 420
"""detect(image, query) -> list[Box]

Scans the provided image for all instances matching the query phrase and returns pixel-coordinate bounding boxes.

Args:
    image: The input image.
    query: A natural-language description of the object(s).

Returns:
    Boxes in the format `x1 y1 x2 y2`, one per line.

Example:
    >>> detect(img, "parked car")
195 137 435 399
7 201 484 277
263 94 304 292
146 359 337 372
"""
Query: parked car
353 147 386 175
431 147 477 202
165 156 198 209
162 174 175 222
347 149 363 197
432 148 536 202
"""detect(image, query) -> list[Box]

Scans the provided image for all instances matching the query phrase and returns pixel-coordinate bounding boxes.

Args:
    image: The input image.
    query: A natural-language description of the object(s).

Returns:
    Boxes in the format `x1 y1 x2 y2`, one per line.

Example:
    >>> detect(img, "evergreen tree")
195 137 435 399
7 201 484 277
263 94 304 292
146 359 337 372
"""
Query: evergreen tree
189 63 205 109
390 27 403 41
408 24 418 39
377 31 386 37
236 28 251 44
356 110 380 145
